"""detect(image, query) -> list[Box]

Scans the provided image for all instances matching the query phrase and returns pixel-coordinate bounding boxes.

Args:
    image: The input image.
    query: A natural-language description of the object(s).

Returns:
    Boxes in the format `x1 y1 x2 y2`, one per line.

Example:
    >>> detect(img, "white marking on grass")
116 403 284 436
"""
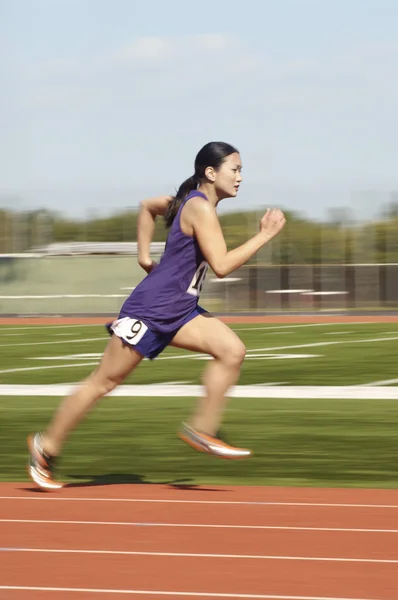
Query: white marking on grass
192 353 322 361
0 333 23 337
245 353 322 360
56 332 78 336
356 379 398 387
2 518 398 534
2 334 397 383
1 383 398 399
0 586 377 600
251 382 288 386
324 332 352 335
26 351 321 365
234 336 398 358
0 324 100 331
3 547 398 563
231 322 371 332
0 362 98 375
145 381 191 386
262 331 293 335
30 353 103 361
0 294 124 299
0 336 107 348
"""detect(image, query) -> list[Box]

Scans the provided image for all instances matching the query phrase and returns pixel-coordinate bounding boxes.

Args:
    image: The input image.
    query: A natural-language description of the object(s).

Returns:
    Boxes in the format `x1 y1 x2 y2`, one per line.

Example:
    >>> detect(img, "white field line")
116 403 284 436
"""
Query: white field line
0 337 108 348
0 322 370 333
2 383 398 398
246 335 398 353
1 331 397 363
0 324 101 331
2 547 398 563
0 294 126 299
28 352 320 362
191 353 322 361
2 518 398 534
57 333 79 336
1 332 397 389
2 328 397 355
150 335 398 362
1 497 397 509
356 378 398 387
0 362 99 375
251 382 288 386
231 323 372 332
0 333 23 337
324 332 353 335
0 586 378 600
258 331 293 335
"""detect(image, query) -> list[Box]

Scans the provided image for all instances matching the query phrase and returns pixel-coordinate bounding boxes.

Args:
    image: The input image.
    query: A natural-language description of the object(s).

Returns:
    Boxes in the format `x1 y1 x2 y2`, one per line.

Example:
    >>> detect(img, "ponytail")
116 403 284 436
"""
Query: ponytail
164 175 198 229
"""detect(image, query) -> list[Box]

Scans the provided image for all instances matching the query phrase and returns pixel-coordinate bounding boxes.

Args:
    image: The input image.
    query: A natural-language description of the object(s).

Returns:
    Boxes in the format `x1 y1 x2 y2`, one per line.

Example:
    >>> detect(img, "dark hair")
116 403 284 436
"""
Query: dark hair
164 141 239 228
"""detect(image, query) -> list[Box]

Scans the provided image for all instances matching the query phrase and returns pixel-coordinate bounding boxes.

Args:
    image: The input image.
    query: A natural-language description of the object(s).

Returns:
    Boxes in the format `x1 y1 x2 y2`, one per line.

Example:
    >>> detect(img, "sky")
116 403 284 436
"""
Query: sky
1 0 398 222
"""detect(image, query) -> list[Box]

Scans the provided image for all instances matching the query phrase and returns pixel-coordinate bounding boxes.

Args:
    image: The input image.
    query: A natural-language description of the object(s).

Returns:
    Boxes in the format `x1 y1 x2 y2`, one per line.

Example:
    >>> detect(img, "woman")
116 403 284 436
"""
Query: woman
28 141 286 490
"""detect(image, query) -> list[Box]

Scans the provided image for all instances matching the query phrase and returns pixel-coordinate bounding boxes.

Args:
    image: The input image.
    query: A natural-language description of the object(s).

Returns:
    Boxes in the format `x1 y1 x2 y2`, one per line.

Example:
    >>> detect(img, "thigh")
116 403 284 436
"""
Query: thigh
170 313 245 358
92 334 143 385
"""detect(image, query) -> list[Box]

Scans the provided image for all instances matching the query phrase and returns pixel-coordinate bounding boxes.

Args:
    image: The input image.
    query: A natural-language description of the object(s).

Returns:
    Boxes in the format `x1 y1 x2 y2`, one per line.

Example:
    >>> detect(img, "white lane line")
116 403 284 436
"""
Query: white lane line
2 547 398 563
0 586 378 599
1 497 397 508
2 383 398 399
2 518 397 533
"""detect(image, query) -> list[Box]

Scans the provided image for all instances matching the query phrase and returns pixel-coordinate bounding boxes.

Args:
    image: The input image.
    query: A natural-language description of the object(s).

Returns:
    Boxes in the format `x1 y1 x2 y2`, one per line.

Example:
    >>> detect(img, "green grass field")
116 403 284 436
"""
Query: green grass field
1 320 398 488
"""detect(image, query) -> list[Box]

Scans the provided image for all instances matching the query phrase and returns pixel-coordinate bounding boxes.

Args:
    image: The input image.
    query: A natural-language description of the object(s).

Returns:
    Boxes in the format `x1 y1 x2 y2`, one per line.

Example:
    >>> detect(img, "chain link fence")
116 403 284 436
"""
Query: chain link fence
1 207 398 316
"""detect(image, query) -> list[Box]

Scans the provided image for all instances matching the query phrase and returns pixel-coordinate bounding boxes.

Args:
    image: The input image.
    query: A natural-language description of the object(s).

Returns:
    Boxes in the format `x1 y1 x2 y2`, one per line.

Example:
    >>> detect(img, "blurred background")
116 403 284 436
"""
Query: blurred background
2 0 398 318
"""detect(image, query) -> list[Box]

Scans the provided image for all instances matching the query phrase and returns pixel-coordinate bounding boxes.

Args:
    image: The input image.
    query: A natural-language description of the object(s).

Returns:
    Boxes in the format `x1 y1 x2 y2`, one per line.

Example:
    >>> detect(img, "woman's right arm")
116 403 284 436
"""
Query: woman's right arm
188 199 286 278
137 195 172 273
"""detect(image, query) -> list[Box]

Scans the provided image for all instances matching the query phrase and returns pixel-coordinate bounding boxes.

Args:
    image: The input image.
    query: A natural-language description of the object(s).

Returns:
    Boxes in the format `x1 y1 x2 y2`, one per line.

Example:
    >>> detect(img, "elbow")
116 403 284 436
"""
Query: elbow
212 265 228 279
139 198 156 218
139 199 150 211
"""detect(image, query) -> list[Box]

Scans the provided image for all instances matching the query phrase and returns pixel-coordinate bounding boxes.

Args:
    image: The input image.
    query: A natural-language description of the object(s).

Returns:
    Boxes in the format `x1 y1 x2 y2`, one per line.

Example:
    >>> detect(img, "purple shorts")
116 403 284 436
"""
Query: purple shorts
105 305 207 359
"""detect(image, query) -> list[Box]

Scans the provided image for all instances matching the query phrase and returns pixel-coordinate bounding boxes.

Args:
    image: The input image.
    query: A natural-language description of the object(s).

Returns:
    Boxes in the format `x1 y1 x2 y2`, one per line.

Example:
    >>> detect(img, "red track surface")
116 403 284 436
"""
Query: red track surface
1 483 398 599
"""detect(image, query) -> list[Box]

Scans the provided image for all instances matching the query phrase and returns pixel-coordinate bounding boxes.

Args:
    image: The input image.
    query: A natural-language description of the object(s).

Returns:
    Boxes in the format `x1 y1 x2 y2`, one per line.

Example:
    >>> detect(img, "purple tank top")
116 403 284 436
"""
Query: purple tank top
119 190 209 334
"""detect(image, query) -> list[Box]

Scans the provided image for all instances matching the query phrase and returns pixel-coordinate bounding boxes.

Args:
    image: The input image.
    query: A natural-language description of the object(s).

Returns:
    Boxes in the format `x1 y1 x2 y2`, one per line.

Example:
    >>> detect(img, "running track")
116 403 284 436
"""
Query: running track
1 483 398 599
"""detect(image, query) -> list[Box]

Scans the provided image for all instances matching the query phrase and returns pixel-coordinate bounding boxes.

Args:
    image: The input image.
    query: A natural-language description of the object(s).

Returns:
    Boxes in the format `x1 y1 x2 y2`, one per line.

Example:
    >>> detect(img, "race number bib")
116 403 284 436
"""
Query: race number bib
111 317 148 345
187 261 208 297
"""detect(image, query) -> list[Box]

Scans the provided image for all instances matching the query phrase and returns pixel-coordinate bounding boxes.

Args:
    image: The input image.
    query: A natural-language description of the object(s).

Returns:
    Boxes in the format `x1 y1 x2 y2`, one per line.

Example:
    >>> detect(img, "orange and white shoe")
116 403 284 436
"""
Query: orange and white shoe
27 433 63 490
178 422 252 459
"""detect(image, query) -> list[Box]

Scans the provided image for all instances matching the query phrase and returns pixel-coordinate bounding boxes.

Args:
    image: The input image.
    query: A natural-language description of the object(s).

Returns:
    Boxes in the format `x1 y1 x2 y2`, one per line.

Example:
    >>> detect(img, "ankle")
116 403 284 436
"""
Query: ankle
40 433 60 458
188 420 217 437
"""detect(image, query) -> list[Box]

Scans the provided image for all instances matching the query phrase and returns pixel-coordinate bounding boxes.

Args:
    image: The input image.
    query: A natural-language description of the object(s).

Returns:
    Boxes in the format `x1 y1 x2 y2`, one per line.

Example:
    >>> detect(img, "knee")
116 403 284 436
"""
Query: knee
91 374 122 397
222 340 246 368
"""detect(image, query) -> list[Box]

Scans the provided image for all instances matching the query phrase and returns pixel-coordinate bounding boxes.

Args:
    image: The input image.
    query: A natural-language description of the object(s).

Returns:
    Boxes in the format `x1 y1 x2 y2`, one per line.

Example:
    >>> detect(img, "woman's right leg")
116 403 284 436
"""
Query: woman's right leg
28 334 143 489
169 313 251 459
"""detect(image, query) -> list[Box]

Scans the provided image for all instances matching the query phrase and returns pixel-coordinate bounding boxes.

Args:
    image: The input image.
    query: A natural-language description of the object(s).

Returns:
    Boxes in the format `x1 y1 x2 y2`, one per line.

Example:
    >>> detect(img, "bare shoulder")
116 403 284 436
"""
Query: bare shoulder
183 196 216 221
180 196 216 236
